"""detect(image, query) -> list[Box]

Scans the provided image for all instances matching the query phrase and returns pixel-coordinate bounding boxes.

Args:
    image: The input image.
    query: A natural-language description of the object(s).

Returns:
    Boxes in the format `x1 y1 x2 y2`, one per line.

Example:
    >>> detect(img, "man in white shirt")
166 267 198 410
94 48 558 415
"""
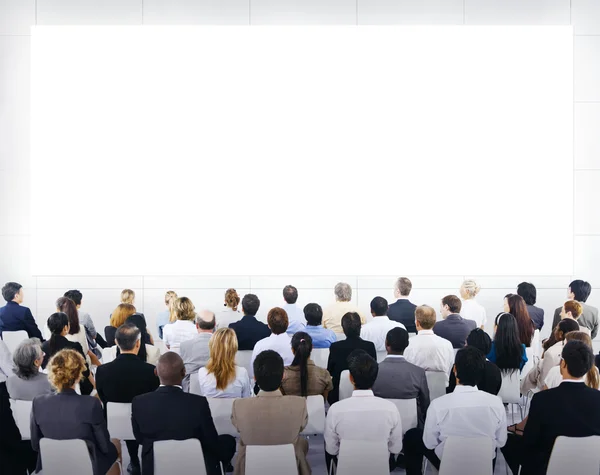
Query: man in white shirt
404 305 455 378
323 282 368 333
250 307 294 379
282 285 306 335
403 346 507 475
360 297 405 352
179 310 215 392
325 350 403 473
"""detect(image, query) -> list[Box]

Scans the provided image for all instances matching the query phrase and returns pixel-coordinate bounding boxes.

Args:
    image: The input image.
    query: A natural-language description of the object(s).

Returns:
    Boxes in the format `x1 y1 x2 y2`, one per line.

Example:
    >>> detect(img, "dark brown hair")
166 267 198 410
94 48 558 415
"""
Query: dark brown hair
507 294 534 347
56 296 80 335
267 307 289 335
442 295 462 314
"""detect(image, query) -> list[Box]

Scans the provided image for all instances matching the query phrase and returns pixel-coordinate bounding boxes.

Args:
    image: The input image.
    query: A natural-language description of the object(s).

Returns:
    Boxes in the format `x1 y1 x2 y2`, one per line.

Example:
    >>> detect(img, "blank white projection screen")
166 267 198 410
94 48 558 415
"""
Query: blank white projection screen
30 26 573 276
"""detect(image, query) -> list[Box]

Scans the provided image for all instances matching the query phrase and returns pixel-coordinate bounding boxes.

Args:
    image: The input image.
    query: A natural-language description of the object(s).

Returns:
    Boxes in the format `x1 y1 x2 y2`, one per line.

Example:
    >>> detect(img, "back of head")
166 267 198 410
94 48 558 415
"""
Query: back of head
291 332 313 397
166 290 178 322
254 350 284 392
562 340 594 378
334 282 352 302
507 294 534 346
115 323 141 352
13 338 43 380
224 288 240 311
174 297 196 321
156 352 185 386
64 289 83 307
558 318 580 337
48 349 85 392
467 328 492 355
517 282 536 306
164 290 178 306
304 303 323 326
570 280 592 303
196 310 216 330
370 297 388 317
110 303 137 328
121 289 135 304
242 293 260 316
207 328 238 390
341 312 361 338
416 305 436 330
283 285 298 304
267 307 289 335
385 327 409 355
395 277 412 297
47 312 69 357
56 296 80 335
2 281 22 302
454 346 485 386
461 280 481 299
442 295 462 314
347 350 378 390
493 313 523 373
564 332 599 388
564 300 583 319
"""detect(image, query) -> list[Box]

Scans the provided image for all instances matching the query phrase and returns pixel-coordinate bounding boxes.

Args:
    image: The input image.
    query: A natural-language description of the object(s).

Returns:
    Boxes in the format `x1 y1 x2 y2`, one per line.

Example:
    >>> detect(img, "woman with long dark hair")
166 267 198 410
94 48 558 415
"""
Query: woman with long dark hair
488 313 527 372
56 296 101 367
504 294 535 347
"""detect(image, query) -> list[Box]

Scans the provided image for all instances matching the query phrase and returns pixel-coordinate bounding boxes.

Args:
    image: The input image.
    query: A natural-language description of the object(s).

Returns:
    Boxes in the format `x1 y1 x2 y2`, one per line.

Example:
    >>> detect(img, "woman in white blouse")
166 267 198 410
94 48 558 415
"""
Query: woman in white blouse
197 328 251 398
163 297 198 353
216 288 242 329
459 279 487 329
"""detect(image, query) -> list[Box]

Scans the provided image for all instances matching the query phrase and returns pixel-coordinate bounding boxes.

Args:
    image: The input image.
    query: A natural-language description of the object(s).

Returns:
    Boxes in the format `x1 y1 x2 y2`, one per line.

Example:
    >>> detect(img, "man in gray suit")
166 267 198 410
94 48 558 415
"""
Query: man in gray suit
551 280 599 338
180 310 215 391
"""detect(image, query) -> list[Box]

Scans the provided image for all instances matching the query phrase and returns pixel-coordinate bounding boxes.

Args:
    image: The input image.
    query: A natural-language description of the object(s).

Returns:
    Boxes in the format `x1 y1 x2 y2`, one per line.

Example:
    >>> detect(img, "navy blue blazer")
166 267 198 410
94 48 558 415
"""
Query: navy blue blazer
0 301 43 340
433 314 477 349
387 299 417 333
229 315 270 351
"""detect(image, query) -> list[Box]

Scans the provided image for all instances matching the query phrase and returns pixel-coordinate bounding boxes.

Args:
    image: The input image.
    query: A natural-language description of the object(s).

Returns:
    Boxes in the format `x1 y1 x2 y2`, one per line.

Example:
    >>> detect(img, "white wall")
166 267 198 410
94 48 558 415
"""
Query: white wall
1 0 599 341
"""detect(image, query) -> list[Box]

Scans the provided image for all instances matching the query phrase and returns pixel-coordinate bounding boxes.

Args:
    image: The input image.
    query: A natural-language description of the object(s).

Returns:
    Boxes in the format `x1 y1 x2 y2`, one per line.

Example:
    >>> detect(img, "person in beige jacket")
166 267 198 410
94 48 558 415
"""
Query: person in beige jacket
322 282 367 333
231 349 310 475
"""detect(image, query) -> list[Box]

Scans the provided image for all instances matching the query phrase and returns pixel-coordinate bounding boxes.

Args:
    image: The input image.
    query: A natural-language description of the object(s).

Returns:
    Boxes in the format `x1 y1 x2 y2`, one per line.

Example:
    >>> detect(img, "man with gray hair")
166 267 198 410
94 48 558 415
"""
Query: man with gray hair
180 310 216 391
6 338 51 401
323 282 367 333
388 277 418 334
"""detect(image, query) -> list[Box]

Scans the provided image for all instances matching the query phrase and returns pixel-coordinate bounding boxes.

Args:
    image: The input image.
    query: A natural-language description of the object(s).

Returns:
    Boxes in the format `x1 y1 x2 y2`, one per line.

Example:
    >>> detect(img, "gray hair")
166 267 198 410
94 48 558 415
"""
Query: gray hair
12 338 43 380
195 310 216 330
334 282 352 302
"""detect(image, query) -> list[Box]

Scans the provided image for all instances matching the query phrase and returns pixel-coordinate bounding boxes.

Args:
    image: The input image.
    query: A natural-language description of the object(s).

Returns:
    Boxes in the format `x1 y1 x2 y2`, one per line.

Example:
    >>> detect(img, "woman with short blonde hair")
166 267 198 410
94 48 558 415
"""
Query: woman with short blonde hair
163 297 197 352
459 279 486 329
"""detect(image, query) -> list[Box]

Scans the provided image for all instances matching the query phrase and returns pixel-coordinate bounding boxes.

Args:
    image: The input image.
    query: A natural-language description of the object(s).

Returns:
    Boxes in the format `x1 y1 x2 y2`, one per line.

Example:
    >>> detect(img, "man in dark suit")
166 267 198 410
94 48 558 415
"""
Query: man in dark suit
433 295 477 349
132 352 236 475
229 294 270 350
551 280 599 338
96 323 159 475
327 312 377 404
0 282 43 340
387 277 417 333
502 340 600 475
517 282 544 331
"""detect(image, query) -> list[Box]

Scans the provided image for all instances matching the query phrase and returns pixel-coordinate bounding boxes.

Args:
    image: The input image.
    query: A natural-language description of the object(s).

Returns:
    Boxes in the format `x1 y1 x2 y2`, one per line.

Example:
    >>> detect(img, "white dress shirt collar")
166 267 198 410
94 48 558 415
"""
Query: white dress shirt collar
417 329 434 335
160 384 183 390
561 379 586 384
385 354 405 359
352 389 374 397
453 385 479 393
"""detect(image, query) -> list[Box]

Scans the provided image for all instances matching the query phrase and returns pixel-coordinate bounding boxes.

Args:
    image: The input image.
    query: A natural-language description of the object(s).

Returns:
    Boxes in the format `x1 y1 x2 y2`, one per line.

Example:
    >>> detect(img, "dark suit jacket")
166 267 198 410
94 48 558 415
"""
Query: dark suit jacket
104 326 117 347
229 315 270 351
433 314 477 349
521 382 600 475
0 301 43 340
527 305 544 331
41 335 87 370
387 299 417 333
372 356 430 428
447 360 502 396
132 386 228 475
327 336 377 404
552 303 599 339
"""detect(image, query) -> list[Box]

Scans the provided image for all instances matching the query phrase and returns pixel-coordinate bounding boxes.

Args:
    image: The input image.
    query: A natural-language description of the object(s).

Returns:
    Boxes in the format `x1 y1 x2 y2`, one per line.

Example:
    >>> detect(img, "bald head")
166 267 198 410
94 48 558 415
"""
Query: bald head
156 352 186 386
195 309 216 331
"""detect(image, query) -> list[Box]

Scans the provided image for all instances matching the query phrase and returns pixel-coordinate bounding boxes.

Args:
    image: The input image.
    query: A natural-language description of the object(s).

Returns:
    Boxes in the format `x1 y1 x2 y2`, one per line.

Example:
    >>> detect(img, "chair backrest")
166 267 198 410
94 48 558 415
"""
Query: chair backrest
546 436 600 475
439 436 493 475
376 351 387 363
1 330 28 354
40 438 94 475
207 398 238 437
426 371 448 401
189 373 201 395
245 444 297 475
339 370 353 400
388 398 418 434
235 350 253 377
335 332 346 342
531 329 541 359
301 395 325 435
154 439 206 475
102 346 115 364
498 371 521 404
521 347 536 379
106 402 134 440
311 348 329 369
11 399 33 440
336 439 389 475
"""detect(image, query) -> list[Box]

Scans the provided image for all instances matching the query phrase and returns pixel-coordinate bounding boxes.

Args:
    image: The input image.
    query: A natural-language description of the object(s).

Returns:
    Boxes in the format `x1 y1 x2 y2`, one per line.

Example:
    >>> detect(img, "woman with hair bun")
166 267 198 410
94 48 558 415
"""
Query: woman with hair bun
217 288 242 329
459 279 486 329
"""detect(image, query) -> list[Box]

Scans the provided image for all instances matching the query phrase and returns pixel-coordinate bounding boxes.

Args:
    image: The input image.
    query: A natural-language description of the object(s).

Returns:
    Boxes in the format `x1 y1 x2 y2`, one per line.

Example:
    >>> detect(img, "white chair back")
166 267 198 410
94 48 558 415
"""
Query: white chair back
235 351 253 377
107 402 134 440
245 444 297 475
520 347 535 378
189 373 201 395
498 371 521 404
439 436 493 475
335 332 346 342
376 351 387 363
546 436 600 475
388 398 418 434
426 371 448 401
154 439 206 475
207 398 238 437
102 346 115 364
311 348 329 369
531 329 541 359
339 370 353 400
11 399 32 439
2 330 28 354
301 395 325 435
40 438 94 475
336 439 389 475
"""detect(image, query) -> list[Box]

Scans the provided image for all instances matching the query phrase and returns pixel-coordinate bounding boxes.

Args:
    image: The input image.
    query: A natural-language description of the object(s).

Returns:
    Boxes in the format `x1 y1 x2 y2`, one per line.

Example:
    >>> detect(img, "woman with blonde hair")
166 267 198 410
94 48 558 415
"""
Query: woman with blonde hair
120 289 135 305
104 303 136 347
216 288 242 329
156 290 178 339
459 279 486 329
196 328 251 398
31 349 120 475
163 297 197 352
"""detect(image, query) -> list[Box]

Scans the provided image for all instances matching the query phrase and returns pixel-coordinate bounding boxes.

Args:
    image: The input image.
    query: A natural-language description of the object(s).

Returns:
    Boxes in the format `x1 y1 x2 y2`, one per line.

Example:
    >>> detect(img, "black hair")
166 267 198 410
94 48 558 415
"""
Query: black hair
303 303 323 326
64 289 83 307
347 349 378 390
467 328 492 355
47 312 69 356
493 313 523 373
517 282 537 306
242 294 260 316
115 323 141 351
570 280 592 303
454 346 485 386
562 340 594 378
386 327 409 354
290 332 313 397
283 285 298 304
125 314 150 362
341 312 362 338
370 297 388 317
254 350 284 392
2 282 22 302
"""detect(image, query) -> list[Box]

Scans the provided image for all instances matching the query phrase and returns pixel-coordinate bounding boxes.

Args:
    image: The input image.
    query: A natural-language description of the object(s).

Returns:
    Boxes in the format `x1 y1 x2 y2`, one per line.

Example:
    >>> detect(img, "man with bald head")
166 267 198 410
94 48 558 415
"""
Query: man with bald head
131 352 236 475
180 309 216 392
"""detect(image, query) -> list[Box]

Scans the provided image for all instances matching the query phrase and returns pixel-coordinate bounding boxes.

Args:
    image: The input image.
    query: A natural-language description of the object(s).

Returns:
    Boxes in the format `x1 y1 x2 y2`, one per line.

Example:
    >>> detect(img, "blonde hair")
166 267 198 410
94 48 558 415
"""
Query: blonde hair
461 280 481 299
121 289 135 304
565 331 599 389
48 349 85 391
415 305 437 329
165 290 178 323
224 288 240 311
173 297 196 321
110 303 136 328
206 328 238 390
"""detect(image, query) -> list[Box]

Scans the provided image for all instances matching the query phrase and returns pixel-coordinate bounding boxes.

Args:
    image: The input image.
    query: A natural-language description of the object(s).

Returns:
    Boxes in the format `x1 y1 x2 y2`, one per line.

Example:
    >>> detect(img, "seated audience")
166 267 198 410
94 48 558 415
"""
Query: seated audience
302 303 336 349
163 297 197 352
502 340 600 475
229 293 270 350
250 307 294 377
104 314 161 366
156 290 177 339
105 303 136 347
360 296 405 351
504 294 535 347
544 331 599 390
282 285 307 335
180 310 215 391
197 328 252 398
433 295 477 349
57 296 100 367
118 289 146 319
459 279 487 329
517 282 544 331
64 289 106 354
404 347 507 475
551 279 598 338
558 299 591 336
31 349 120 475
96 324 159 475
6 338 51 401
323 282 367 333
404 305 454 377
132 352 236 475
281 332 333 398
232 350 309 475
216 288 242 329
487 313 528 372
0 281 43 340
325 350 403 472
387 277 418 333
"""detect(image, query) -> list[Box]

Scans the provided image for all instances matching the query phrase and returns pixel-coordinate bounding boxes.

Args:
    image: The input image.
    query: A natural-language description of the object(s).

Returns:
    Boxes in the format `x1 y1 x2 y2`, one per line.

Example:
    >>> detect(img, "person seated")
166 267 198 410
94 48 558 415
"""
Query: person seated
404 305 454 377
6 338 51 401
459 279 487 329
558 300 591 336
162 297 198 353
180 310 215 391
502 340 600 475
96 324 159 475
232 350 310 475
282 285 307 335
517 282 544 331
323 282 367 333
156 290 177 339
504 294 535 347
0 282 43 340
250 307 294 378
551 279 598 338
216 288 242 330
544 331 599 390
103 314 161 366
325 350 403 473
31 349 120 475
327 312 377 405
105 303 136 347
487 313 528 372
228 294 270 350
132 353 236 475
433 295 477 349
360 297 406 351
196 328 252 398
281 332 333 399
64 289 106 354
404 347 507 475
387 277 418 333
118 289 146 320
56 296 101 368
302 303 336 349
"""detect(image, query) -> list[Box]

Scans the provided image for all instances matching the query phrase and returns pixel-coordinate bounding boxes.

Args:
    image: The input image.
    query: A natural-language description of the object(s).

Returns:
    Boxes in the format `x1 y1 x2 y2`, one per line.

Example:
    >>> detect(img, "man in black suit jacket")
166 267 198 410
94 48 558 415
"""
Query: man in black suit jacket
96 324 159 475
327 312 377 404
229 294 270 350
132 352 236 475
0 282 43 340
433 295 477 349
502 340 600 475
387 277 418 333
